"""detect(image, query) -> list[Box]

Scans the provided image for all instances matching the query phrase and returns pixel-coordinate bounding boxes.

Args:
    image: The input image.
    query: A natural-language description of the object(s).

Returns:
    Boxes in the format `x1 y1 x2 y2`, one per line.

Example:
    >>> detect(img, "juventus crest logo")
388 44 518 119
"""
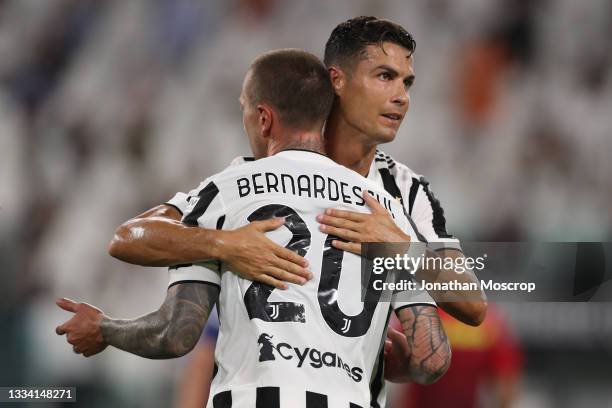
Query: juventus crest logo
341 318 351 334
269 304 280 320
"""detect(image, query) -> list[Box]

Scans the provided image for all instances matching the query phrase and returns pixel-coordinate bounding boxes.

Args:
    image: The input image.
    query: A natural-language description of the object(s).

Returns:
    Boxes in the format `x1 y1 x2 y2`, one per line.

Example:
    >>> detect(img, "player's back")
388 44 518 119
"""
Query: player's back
171 150 418 408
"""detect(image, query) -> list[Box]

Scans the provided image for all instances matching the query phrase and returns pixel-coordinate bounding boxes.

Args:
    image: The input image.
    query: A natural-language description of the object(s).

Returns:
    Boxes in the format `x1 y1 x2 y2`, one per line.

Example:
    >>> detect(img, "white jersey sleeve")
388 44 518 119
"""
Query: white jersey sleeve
165 191 191 215
389 236 437 311
409 177 462 251
391 283 437 311
167 177 226 288
164 155 251 215
381 205 437 311
375 150 462 252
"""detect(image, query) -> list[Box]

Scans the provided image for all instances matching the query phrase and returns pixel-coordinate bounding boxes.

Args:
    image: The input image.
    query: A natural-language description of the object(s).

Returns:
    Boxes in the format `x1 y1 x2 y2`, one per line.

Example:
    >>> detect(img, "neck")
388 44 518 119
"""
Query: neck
268 129 325 156
324 106 378 177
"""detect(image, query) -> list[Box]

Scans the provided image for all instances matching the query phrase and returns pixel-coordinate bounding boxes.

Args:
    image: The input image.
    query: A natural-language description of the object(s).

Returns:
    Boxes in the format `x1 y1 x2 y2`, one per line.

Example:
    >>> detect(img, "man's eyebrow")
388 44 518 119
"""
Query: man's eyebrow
375 64 415 82
374 64 399 76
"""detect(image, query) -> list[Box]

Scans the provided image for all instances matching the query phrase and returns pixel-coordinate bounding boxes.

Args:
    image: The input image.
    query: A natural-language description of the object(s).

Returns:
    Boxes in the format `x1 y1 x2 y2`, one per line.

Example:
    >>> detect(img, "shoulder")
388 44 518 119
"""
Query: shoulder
211 156 261 181
375 150 444 215
375 150 422 181
228 155 255 167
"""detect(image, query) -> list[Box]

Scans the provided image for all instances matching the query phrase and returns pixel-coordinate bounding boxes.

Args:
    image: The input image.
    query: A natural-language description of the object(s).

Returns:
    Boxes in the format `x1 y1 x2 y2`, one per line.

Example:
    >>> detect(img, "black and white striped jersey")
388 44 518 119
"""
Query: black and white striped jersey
168 150 461 253
168 150 434 408
369 150 461 252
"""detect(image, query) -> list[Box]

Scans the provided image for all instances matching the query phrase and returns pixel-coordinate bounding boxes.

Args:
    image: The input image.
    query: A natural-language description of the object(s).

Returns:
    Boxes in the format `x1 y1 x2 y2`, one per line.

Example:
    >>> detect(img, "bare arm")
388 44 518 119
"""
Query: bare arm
108 204 221 267
415 248 487 326
108 204 310 289
385 305 451 384
100 283 218 358
56 283 218 359
174 340 216 408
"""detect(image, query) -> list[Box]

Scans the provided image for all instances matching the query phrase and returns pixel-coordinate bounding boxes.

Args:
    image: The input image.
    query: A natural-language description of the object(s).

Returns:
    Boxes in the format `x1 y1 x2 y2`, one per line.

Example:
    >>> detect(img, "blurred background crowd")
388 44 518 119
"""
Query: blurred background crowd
1 0 611 407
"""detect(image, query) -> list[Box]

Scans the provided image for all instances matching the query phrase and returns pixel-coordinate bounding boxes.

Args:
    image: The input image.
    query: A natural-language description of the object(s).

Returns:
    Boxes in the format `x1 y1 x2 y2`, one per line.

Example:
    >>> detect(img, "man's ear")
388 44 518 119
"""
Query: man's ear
328 66 346 96
257 104 273 137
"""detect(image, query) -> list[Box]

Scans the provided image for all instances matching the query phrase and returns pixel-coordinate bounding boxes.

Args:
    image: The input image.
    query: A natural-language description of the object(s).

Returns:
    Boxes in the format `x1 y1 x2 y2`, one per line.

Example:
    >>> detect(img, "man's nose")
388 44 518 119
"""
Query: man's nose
391 85 408 106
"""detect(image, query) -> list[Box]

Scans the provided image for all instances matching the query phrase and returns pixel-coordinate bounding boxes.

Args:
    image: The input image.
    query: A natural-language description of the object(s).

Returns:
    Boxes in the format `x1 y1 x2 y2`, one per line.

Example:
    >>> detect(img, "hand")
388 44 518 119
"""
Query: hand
317 192 411 255
216 218 311 290
55 298 108 357
383 326 413 383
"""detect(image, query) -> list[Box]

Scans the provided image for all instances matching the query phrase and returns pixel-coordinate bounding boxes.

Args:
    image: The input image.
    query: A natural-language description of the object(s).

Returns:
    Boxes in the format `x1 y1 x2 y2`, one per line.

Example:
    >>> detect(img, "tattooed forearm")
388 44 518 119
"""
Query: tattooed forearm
99 283 218 359
398 305 451 384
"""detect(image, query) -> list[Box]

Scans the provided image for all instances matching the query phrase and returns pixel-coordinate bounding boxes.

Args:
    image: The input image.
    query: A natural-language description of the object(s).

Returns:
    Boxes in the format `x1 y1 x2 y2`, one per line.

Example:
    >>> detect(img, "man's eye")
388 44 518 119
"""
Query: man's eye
378 72 392 81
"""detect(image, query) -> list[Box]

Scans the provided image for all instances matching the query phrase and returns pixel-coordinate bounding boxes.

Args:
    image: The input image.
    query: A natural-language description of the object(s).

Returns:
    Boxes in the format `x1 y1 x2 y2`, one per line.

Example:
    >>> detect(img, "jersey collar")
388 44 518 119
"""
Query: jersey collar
274 149 336 165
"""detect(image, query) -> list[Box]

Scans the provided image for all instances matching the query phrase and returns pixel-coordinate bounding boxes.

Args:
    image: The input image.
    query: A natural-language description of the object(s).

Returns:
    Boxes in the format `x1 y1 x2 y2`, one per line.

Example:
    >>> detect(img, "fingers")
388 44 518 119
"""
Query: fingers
319 224 360 242
323 207 365 222
384 339 392 355
363 191 386 214
256 274 288 290
331 240 361 255
386 326 405 341
56 298 79 313
56 314 77 336
267 266 310 286
253 219 310 271
316 214 360 232
56 324 67 336
274 246 309 268
253 218 286 232
270 257 312 282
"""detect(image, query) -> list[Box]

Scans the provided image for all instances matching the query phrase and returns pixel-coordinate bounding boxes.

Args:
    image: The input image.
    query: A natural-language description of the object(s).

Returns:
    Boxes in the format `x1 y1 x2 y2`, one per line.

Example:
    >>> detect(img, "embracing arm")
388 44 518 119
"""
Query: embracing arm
108 204 222 267
317 192 487 325
108 204 310 288
56 283 218 359
100 283 218 358
385 305 451 384
415 248 487 326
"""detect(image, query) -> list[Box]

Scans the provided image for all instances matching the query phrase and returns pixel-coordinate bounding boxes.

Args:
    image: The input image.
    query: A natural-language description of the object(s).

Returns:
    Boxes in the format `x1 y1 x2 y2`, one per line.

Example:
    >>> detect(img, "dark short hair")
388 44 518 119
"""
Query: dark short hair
324 16 416 71
245 49 334 130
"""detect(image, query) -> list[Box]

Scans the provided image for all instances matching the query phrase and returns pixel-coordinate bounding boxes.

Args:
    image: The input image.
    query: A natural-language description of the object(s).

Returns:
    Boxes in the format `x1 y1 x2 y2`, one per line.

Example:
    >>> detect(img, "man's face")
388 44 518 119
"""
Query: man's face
335 42 414 144
240 72 267 159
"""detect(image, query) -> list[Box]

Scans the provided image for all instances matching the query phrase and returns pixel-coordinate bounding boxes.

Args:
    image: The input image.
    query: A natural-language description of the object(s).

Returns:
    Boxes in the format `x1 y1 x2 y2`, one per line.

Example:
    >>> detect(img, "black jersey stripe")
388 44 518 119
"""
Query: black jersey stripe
212 362 218 381
256 387 280 408
369 346 385 408
369 307 393 408
377 168 403 204
216 215 226 230
378 168 428 243
306 391 328 408
419 177 453 239
408 177 420 215
169 263 193 270
394 302 438 316
182 181 220 226
406 212 428 243
212 390 232 408
168 280 220 290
